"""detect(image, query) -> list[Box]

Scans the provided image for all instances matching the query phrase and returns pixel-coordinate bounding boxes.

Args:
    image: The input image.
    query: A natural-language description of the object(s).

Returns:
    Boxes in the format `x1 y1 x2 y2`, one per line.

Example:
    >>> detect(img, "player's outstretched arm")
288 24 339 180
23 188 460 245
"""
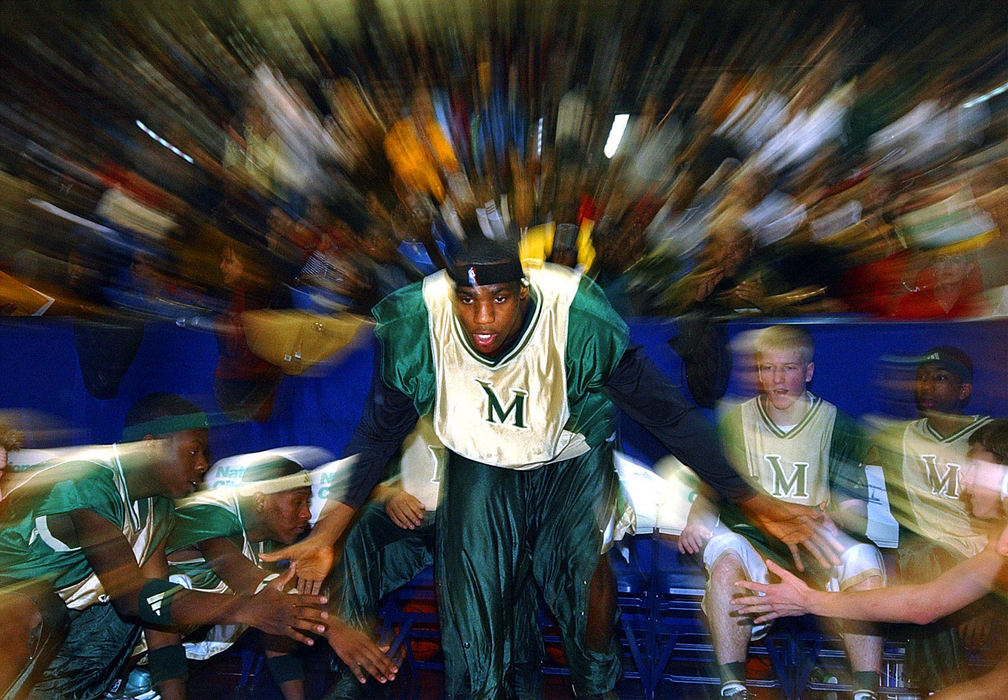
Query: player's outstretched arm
61 509 329 644
734 547 1008 625
138 550 186 700
232 566 330 644
198 535 274 596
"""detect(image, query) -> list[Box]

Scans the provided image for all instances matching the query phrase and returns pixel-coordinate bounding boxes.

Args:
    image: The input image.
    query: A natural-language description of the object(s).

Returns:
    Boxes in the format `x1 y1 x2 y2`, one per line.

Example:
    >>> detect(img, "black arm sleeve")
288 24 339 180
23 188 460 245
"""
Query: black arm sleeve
337 353 421 509
605 344 755 502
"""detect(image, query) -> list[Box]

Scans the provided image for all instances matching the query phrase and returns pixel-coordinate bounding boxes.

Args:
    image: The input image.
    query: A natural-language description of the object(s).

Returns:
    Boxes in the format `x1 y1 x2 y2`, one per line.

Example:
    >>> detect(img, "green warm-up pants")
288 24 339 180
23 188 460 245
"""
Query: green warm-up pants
435 441 622 699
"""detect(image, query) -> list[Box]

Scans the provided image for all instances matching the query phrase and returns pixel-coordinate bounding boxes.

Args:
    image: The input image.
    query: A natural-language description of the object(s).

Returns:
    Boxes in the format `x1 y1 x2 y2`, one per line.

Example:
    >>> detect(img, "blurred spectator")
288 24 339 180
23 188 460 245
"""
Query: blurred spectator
588 216 649 317
356 223 425 305
212 239 292 423
834 222 915 317
384 88 461 208
223 100 279 199
892 250 990 319
662 213 788 316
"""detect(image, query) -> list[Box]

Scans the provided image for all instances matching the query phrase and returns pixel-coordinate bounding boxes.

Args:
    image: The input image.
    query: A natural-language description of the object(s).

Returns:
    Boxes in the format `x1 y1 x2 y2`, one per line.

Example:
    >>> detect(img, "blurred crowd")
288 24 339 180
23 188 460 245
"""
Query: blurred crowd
1 0 1007 325
3 4 1008 696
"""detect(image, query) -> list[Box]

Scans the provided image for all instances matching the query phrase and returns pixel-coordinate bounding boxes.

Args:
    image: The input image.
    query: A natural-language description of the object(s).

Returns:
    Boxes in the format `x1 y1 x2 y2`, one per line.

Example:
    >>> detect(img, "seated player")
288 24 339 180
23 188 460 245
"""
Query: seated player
0 393 328 700
323 417 441 698
0 420 24 500
873 346 994 693
168 454 395 699
680 325 885 699
734 418 1008 700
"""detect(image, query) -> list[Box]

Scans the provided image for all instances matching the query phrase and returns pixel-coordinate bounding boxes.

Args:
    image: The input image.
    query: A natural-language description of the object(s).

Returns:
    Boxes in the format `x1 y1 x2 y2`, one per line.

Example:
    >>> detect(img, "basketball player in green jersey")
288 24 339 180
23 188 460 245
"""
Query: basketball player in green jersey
265 236 844 699
0 394 329 700
875 345 994 693
680 325 884 700
735 417 1008 700
168 456 382 700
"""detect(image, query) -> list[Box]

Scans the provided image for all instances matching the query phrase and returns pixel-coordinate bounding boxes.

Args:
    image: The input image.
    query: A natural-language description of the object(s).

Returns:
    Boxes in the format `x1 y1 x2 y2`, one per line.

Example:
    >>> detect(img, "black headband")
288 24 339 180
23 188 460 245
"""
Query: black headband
449 259 525 287
122 411 209 443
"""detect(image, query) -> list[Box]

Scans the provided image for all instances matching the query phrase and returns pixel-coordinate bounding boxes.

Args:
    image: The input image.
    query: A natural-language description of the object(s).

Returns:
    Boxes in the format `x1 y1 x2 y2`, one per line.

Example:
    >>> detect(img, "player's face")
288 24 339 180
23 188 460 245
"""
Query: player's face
914 365 970 416
962 446 1006 521
260 486 313 544
453 282 529 358
162 429 210 498
756 349 813 412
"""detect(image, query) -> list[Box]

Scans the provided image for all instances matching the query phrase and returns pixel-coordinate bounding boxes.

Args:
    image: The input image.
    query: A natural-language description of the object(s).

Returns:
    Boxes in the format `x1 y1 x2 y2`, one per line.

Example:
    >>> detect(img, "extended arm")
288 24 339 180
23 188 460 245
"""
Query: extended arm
53 509 328 642
260 363 419 592
604 344 753 501
198 536 272 596
139 545 186 700
733 543 1008 624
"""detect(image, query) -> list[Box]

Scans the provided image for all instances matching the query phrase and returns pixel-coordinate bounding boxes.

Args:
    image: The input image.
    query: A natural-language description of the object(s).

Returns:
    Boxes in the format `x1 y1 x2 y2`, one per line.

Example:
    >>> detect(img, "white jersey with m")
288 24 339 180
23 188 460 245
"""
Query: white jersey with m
732 394 838 507
898 415 991 558
422 267 588 470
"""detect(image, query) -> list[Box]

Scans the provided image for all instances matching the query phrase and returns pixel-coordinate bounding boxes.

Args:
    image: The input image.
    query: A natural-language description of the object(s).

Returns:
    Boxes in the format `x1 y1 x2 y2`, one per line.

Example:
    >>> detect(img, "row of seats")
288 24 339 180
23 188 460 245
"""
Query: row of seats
379 534 927 699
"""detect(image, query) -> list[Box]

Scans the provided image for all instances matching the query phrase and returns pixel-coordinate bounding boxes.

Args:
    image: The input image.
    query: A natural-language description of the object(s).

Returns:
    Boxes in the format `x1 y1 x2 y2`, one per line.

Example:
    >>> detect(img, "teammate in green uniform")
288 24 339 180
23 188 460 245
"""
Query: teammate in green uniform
0 393 328 700
168 454 398 698
264 237 843 699
874 346 995 693
323 417 440 698
734 417 1008 700
167 456 317 700
680 325 884 700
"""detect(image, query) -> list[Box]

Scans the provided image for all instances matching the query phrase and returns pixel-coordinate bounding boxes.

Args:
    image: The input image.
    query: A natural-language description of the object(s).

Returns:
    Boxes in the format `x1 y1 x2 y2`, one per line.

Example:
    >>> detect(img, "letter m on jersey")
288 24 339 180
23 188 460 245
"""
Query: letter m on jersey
477 381 528 429
921 454 960 498
764 454 809 499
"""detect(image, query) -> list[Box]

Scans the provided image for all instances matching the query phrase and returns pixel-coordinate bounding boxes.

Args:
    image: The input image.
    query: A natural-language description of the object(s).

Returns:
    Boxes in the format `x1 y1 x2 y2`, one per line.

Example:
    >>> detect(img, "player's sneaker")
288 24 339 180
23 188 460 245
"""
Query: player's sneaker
720 683 752 699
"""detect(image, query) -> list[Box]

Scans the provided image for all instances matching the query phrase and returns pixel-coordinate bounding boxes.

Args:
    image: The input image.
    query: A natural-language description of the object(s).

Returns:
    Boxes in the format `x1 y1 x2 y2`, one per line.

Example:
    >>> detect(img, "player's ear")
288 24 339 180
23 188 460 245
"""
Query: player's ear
804 361 815 383
959 381 973 403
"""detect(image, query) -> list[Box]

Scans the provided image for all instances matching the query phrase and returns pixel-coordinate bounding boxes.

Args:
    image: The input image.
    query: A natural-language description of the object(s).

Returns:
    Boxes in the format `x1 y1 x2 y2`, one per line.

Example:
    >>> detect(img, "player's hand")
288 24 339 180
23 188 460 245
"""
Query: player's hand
326 618 399 684
385 491 425 530
959 608 994 649
259 539 335 595
738 492 843 571
730 280 764 306
677 522 713 555
732 559 813 623
239 565 329 644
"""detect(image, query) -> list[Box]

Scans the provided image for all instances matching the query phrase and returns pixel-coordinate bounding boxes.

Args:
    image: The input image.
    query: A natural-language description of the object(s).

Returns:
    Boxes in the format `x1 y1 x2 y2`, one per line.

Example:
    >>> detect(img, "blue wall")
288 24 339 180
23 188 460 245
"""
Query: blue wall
2 317 1005 465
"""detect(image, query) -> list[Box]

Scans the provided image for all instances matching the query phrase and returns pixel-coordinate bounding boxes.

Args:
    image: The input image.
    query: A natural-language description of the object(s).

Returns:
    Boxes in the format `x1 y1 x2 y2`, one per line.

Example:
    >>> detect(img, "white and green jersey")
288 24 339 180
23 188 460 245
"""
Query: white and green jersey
164 491 287 661
397 414 447 512
373 264 629 470
719 394 870 508
166 490 272 594
886 415 991 558
0 445 174 610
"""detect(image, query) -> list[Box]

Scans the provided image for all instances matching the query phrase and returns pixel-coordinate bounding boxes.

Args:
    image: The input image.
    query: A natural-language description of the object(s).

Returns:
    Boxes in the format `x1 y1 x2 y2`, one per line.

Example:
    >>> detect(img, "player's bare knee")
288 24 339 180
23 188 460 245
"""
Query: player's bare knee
709 552 746 588
850 573 884 591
